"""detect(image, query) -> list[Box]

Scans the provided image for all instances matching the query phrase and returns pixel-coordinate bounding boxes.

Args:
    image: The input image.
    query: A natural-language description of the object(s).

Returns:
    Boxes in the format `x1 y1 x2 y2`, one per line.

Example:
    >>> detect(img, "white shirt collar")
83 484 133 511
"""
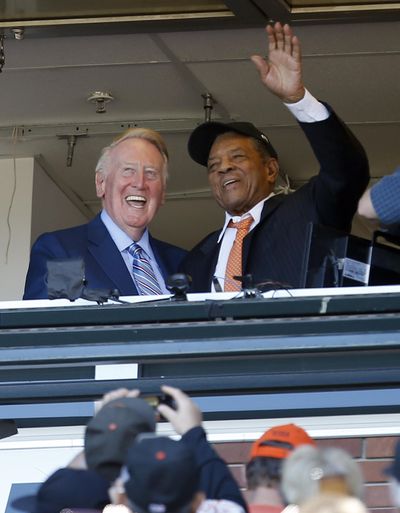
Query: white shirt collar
217 193 275 243
100 209 150 252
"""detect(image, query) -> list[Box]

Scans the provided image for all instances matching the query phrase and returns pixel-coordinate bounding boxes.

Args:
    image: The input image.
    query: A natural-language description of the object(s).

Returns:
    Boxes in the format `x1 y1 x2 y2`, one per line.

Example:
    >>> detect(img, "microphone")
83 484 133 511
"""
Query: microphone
213 274 261 298
232 273 261 298
166 273 191 301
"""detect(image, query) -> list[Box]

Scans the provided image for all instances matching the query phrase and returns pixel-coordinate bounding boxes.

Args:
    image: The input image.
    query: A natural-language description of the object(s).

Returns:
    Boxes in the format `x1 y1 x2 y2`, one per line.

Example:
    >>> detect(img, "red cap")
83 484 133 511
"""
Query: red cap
250 423 315 460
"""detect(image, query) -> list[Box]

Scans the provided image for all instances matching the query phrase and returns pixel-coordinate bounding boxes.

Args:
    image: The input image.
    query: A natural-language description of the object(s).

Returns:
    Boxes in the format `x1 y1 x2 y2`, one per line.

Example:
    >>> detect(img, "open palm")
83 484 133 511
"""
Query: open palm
251 22 305 103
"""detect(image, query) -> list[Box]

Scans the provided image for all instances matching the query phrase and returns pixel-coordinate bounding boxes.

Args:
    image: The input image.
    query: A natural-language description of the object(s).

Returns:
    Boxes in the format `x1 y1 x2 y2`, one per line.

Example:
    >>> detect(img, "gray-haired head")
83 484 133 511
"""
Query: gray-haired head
95 127 169 183
281 445 364 506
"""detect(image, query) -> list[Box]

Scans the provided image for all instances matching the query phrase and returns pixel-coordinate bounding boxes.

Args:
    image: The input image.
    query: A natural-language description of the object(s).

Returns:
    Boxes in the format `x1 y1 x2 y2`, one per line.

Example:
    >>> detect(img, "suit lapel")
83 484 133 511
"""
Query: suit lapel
87 215 138 296
150 236 168 279
197 230 222 287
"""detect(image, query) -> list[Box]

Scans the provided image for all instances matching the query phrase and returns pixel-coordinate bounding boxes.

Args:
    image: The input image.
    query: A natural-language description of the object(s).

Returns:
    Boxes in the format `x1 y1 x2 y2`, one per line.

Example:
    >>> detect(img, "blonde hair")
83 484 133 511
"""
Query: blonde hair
95 127 169 182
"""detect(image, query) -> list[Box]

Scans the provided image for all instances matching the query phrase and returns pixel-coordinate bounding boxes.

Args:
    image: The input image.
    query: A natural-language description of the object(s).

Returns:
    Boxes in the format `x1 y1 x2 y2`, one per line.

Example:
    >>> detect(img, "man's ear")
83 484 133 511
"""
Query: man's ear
160 186 166 206
95 172 106 198
265 158 279 183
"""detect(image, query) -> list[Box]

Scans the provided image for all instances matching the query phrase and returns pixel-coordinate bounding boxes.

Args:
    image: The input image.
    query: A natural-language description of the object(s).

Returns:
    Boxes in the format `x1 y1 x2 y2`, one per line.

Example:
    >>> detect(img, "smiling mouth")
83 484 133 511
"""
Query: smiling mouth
126 195 147 207
223 178 238 188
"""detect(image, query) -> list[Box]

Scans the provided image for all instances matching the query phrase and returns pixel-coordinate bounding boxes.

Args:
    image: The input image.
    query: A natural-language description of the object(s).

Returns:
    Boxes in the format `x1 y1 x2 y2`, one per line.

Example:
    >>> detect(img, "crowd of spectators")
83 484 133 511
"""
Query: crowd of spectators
11 386 400 513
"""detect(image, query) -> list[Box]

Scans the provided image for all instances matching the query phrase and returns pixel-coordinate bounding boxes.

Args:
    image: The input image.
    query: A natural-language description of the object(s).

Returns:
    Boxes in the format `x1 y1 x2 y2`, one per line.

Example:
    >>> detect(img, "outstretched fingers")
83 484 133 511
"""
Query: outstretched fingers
267 22 299 57
291 34 302 62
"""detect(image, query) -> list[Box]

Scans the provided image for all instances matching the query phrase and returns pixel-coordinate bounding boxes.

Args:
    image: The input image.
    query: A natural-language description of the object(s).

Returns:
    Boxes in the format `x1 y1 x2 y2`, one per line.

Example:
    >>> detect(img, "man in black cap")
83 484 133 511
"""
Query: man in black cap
182 22 369 293
124 436 204 513
113 435 246 513
84 391 156 482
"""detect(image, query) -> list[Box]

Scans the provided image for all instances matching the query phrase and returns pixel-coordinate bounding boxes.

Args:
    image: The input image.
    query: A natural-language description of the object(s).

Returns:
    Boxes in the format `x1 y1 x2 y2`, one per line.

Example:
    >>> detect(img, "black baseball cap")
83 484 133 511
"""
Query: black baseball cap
188 121 278 167
124 436 200 513
85 396 156 482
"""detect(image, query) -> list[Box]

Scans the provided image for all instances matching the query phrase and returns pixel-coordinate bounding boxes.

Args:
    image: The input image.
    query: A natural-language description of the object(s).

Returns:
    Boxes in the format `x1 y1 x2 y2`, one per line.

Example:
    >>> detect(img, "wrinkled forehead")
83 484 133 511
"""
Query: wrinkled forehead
108 137 168 180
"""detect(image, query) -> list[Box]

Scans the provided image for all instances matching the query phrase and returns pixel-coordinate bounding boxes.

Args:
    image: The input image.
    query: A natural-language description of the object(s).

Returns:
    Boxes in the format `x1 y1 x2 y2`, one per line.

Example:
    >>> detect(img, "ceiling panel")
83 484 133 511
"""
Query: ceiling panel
300 54 400 122
4 33 169 68
0 63 207 124
159 27 268 61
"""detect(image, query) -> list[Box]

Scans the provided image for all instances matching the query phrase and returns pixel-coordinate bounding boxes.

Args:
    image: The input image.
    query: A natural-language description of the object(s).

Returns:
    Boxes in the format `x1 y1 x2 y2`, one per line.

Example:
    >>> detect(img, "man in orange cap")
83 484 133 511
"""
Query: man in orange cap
245 424 315 513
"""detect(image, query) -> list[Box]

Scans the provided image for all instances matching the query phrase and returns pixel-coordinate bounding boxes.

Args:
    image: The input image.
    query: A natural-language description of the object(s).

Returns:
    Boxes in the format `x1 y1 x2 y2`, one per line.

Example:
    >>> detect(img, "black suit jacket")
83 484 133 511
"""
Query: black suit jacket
24 214 188 299
181 107 370 292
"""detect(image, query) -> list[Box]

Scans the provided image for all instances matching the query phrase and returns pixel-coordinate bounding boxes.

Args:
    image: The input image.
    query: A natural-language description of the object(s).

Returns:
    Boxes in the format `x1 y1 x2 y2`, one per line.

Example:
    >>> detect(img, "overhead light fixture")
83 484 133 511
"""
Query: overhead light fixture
87 91 114 114
11 28 24 40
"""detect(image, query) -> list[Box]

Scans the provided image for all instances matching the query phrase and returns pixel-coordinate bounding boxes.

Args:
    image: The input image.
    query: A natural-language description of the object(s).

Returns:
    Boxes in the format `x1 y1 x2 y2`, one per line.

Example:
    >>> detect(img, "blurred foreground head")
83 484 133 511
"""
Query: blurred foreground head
281 445 364 506
85 396 156 482
246 423 316 489
124 435 202 513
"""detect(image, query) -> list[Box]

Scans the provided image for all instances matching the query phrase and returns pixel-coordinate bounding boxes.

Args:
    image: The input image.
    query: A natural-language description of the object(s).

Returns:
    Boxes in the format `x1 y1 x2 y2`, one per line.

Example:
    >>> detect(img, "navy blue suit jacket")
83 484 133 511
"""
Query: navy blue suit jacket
23 214 187 299
181 107 370 292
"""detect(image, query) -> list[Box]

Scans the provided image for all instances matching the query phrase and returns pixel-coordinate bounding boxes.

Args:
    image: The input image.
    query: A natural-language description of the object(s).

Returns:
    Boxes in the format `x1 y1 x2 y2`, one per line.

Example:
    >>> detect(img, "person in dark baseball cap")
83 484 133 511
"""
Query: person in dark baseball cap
104 385 246 513
122 434 245 513
85 394 156 482
181 22 368 294
124 435 202 513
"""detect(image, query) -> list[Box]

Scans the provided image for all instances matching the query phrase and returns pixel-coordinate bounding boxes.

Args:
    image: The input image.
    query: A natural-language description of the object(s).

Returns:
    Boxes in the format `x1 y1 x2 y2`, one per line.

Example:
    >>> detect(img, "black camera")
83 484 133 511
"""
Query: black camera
143 393 176 410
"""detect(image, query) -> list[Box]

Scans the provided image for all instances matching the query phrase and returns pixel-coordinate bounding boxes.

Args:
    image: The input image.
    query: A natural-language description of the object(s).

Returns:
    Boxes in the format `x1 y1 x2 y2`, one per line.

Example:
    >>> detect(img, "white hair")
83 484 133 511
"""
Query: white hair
281 445 364 506
95 127 169 183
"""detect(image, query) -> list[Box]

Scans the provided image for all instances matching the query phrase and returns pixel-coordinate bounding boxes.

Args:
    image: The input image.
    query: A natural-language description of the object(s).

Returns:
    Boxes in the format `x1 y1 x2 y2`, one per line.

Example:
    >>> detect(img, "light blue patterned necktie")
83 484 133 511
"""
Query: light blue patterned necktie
128 242 163 295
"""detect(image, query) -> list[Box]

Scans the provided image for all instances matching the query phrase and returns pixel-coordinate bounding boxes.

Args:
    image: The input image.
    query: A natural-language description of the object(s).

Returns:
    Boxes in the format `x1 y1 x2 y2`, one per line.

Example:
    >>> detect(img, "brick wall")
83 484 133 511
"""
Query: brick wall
212 435 399 512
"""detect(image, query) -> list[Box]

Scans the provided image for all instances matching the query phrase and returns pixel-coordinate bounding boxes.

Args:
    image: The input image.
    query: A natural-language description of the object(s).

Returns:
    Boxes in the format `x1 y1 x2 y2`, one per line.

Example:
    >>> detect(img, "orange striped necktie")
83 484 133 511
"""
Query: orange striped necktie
224 216 253 292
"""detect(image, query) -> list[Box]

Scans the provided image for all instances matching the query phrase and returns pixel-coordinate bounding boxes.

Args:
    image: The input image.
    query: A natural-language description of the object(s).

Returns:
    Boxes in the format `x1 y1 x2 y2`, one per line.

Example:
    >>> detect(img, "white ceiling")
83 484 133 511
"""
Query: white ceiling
0 15 399 250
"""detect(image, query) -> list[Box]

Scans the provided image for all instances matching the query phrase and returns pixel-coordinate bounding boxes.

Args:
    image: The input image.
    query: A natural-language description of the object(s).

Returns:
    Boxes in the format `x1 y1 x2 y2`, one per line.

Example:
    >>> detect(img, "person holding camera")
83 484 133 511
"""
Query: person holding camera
13 386 246 513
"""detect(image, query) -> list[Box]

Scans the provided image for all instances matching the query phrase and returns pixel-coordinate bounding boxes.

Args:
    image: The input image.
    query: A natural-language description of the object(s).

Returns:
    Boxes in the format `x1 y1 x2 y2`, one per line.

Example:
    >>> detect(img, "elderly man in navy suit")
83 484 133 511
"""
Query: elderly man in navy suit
181 22 369 293
24 128 187 299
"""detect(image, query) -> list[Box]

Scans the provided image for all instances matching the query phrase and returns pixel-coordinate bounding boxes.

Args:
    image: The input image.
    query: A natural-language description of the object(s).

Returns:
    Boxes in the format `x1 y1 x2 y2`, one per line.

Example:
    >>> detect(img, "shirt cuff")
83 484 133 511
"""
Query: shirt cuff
284 88 330 122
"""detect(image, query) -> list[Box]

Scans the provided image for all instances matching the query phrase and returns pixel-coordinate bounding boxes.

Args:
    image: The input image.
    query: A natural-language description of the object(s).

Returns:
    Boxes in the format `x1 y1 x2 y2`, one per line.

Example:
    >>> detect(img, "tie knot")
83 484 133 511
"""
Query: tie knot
128 242 142 257
229 216 253 233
